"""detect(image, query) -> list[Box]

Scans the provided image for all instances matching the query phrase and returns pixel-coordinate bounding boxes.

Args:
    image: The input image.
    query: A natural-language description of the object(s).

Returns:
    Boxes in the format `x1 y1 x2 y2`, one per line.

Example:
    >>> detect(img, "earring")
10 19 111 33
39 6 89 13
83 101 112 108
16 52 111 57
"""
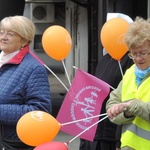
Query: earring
20 45 24 49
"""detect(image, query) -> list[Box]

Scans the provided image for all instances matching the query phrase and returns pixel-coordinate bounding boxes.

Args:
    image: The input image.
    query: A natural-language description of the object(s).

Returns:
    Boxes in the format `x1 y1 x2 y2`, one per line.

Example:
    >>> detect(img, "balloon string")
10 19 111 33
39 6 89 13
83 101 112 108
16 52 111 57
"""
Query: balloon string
62 60 71 86
61 113 107 126
67 115 108 144
44 65 69 91
118 60 123 77
73 66 115 90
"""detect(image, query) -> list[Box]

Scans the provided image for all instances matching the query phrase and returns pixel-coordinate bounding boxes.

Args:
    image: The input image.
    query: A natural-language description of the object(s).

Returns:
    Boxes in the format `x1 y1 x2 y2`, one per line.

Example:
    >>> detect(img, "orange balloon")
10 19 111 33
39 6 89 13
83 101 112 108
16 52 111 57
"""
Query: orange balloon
100 18 129 60
16 111 60 146
42 25 72 61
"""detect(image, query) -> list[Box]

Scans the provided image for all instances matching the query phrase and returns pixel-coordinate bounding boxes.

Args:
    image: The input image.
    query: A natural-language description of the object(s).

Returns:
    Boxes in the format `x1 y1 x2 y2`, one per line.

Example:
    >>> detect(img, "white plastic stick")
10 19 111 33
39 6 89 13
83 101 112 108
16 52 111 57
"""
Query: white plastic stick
62 60 71 86
67 115 108 144
44 64 69 91
30 51 69 91
118 60 123 77
61 113 107 126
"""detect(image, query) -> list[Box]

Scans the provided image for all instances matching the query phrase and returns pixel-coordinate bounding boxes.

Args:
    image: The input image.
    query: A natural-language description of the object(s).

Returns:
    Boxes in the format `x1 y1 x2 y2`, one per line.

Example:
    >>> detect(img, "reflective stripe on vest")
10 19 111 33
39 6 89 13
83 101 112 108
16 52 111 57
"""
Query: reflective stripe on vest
121 65 150 150
122 123 150 140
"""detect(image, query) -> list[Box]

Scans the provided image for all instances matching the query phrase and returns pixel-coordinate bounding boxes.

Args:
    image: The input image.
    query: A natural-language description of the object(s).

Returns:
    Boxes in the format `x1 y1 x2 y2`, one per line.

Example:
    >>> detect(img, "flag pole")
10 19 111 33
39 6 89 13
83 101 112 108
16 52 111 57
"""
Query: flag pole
61 113 107 126
66 115 108 144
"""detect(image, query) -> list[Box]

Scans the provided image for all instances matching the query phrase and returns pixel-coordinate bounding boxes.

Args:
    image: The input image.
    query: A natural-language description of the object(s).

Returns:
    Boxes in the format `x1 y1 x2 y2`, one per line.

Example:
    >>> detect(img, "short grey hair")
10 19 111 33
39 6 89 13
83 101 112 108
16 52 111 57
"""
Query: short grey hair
125 17 150 50
0 15 35 45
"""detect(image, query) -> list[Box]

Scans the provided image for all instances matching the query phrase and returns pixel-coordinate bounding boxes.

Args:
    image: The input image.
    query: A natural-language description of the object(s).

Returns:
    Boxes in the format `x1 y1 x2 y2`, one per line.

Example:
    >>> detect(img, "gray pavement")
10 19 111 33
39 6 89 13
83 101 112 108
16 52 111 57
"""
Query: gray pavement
48 73 80 150
53 131 80 150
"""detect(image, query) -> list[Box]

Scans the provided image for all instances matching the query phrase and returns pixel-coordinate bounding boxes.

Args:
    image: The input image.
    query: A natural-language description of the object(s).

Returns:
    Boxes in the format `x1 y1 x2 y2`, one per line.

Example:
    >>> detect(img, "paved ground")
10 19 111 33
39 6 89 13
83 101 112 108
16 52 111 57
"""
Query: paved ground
48 73 80 150
49 73 69 117
49 73 69 94
53 131 80 150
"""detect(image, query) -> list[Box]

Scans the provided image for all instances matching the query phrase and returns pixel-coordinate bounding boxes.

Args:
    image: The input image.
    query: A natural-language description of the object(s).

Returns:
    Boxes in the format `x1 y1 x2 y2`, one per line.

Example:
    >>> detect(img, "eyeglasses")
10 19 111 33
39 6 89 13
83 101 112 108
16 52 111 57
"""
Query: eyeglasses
0 30 19 39
128 51 150 59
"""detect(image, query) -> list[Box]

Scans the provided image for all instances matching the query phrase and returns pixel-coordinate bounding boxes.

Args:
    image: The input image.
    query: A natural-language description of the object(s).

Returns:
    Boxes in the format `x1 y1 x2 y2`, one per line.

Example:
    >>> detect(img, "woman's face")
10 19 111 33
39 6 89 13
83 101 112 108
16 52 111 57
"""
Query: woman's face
0 29 26 54
129 42 150 70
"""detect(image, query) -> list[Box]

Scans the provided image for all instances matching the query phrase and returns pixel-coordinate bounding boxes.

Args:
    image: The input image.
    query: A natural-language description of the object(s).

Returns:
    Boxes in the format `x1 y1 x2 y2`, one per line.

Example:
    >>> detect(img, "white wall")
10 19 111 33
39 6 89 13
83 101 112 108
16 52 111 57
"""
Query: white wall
65 0 88 80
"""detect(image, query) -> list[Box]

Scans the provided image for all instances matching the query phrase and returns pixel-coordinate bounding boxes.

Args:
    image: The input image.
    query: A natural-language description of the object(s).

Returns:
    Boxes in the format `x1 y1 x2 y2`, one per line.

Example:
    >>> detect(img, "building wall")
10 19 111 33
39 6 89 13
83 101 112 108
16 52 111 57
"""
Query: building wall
23 0 148 79
65 0 88 80
24 1 65 73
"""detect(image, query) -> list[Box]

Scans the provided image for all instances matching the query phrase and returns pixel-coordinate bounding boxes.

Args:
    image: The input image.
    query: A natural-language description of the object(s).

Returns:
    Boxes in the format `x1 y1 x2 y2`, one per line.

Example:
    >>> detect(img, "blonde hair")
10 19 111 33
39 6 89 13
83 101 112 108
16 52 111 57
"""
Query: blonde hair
125 17 150 50
0 15 35 45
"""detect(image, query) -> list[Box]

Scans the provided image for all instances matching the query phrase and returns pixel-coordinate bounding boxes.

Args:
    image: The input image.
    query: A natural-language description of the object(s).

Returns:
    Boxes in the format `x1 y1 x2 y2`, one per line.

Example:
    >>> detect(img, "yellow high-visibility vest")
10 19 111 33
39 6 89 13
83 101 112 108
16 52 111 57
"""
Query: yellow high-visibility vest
121 65 150 150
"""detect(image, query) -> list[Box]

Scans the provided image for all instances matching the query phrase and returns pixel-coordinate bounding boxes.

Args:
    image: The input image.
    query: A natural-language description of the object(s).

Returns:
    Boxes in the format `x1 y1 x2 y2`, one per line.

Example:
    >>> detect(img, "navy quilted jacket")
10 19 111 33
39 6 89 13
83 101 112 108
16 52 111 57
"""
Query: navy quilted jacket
0 46 52 140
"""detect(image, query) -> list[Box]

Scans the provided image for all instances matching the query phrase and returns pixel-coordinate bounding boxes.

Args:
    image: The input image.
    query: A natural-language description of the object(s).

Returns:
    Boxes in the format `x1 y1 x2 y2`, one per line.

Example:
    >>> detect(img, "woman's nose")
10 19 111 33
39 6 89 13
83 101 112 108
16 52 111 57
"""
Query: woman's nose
0 33 8 39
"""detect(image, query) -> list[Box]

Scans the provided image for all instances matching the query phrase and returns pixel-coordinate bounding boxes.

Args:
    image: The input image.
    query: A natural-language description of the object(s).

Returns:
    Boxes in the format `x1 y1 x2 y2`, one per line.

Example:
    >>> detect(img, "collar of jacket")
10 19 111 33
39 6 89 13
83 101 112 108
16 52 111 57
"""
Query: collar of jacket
8 45 29 65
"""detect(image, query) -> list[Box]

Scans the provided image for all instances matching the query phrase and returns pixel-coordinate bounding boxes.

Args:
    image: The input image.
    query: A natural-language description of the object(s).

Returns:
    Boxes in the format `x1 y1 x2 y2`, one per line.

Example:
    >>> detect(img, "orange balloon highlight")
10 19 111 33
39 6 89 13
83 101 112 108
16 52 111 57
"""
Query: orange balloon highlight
16 111 60 146
100 18 129 60
42 25 72 61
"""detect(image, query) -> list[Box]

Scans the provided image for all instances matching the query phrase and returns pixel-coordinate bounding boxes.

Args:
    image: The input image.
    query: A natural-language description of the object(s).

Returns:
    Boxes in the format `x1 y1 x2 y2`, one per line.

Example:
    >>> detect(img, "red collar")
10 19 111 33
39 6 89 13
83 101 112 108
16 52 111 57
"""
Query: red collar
8 46 30 64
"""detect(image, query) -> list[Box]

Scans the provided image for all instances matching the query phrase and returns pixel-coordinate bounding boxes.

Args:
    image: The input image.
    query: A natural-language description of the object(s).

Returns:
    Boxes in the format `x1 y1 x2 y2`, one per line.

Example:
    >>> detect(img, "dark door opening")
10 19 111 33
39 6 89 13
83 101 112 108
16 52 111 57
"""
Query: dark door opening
108 0 147 20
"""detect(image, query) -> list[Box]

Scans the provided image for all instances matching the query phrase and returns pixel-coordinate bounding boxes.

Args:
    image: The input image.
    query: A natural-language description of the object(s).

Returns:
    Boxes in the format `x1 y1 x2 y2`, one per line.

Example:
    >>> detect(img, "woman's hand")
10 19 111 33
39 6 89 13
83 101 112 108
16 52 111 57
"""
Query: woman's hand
107 100 134 119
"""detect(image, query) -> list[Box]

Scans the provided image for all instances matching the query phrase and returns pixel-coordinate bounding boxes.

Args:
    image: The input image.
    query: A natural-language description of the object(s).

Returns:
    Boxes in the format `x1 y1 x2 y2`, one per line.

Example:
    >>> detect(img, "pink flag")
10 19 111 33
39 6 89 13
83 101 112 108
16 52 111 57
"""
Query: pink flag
56 69 110 141
29 51 44 65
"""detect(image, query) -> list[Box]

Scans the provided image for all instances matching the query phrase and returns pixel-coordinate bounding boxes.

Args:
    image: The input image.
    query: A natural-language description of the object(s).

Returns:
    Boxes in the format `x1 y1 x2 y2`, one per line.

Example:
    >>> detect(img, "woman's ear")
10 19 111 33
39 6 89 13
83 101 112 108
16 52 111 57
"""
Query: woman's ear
21 39 29 47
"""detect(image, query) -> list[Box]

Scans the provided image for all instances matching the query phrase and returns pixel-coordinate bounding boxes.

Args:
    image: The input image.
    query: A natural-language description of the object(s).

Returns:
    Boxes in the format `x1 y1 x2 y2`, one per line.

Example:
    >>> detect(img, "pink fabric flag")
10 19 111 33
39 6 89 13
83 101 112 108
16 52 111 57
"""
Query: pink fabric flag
29 51 44 65
56 69 110 141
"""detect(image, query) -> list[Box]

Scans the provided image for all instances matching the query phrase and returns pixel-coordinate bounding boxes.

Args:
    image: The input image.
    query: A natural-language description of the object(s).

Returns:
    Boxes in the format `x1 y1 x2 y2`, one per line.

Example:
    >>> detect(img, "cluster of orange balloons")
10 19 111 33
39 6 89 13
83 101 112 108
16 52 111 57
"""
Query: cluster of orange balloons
42 19 129 62
100 18 129 60
42 25 72 61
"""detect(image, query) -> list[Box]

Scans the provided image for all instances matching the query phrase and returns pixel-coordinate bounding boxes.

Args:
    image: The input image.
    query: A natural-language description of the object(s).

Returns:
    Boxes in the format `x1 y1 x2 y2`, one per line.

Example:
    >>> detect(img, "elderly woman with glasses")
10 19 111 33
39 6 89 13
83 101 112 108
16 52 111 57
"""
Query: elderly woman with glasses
0 16 52 149
106 17 150 150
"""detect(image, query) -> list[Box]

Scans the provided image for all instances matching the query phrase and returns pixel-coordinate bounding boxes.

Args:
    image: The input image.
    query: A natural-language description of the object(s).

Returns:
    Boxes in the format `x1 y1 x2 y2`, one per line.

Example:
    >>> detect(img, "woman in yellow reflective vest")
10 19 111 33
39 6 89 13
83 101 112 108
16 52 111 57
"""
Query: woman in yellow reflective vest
106 17 150 150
